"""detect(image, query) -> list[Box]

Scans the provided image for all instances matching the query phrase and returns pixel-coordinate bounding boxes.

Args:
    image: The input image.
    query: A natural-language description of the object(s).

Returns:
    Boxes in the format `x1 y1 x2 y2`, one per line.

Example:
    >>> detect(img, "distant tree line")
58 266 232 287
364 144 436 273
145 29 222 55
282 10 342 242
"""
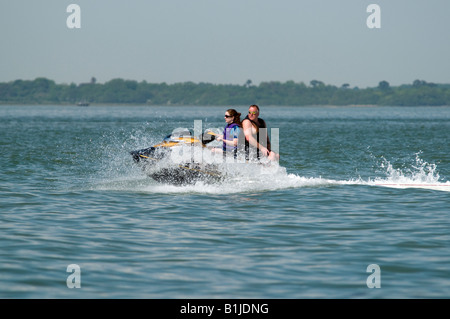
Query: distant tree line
1 77 450 106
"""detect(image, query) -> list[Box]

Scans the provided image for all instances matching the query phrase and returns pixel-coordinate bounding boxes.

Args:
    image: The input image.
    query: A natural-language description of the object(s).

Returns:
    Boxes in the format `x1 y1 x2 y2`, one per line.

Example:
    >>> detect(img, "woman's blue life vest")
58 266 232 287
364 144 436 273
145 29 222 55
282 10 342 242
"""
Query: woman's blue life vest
222 123 241 153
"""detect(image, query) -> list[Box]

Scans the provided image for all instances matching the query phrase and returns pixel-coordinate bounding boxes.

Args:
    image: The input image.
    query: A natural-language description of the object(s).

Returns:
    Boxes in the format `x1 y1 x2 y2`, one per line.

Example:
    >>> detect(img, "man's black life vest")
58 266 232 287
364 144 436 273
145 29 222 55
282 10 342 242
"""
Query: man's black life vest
243 115 268 160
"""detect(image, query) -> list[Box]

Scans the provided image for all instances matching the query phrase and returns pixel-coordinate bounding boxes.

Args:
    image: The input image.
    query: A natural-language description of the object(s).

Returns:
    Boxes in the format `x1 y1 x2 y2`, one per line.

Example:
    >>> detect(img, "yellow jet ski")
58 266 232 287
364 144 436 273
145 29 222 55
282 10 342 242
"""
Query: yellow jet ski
130 129 221 185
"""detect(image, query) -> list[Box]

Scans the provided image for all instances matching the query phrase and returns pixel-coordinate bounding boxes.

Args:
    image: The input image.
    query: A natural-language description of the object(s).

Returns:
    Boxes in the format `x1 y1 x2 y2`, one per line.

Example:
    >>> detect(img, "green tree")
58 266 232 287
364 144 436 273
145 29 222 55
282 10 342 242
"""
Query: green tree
378 80 390 90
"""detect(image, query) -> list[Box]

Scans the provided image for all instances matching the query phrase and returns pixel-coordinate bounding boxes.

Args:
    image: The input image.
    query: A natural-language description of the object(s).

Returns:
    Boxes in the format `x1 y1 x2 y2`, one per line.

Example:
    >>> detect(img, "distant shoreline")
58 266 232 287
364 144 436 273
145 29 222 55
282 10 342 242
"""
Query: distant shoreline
2 103 449 108
2 77 450 107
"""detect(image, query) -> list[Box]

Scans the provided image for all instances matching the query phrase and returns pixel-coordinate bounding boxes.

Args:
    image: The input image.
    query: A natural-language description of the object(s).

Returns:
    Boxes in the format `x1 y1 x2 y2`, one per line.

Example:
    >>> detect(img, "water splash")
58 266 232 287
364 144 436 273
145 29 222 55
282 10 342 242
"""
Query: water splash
90 139 338 194
368 152 450 192
88 128 449 194
379 152 439 183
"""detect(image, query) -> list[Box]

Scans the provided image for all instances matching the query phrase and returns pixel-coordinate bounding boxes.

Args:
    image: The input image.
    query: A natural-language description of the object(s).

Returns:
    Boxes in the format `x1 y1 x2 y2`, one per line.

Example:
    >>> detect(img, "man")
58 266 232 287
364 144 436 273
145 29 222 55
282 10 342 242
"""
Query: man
242 105 279 161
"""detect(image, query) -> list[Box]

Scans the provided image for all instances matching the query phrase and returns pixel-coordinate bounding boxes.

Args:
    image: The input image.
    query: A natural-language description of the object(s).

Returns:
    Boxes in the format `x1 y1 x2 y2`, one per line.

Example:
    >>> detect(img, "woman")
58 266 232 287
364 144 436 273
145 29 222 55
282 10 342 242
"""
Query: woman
214 109 242 157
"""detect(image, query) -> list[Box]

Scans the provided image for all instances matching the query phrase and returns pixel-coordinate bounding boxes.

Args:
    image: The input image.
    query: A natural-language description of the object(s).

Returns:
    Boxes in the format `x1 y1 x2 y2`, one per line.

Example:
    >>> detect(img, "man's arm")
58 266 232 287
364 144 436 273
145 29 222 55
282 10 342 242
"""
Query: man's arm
243 119 270 156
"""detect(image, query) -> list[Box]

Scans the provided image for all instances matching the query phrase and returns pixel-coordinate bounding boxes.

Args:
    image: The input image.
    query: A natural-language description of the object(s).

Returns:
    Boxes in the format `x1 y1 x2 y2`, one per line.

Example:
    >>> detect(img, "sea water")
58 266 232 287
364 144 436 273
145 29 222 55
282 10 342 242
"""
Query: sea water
0 105 449 298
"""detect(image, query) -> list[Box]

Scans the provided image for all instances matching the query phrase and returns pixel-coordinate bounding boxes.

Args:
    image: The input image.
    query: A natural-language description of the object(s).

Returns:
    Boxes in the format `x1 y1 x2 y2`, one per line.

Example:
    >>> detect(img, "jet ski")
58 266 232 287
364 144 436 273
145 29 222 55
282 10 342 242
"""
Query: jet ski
130 129 223 185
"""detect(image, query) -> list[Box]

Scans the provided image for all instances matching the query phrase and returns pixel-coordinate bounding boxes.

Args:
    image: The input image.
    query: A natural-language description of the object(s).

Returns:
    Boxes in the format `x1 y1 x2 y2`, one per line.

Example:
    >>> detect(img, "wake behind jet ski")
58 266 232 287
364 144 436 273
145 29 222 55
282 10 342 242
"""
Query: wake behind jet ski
130 129 222 185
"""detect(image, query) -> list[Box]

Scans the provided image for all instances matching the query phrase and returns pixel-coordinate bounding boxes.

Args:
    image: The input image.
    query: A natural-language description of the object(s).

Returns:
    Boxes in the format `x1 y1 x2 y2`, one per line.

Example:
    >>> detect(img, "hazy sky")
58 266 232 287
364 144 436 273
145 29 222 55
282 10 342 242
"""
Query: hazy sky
1 0 450 88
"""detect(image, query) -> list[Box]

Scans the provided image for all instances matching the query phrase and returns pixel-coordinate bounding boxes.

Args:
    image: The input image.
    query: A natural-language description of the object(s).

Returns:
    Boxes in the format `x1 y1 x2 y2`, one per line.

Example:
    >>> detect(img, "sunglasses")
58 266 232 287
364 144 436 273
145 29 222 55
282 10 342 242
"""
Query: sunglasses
224 115 233 118
248 111 257 115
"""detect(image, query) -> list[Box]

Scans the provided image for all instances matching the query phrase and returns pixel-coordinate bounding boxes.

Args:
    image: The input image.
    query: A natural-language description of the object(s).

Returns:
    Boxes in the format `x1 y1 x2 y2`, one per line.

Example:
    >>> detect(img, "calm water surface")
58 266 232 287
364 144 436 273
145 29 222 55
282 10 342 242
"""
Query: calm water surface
1 105 449 298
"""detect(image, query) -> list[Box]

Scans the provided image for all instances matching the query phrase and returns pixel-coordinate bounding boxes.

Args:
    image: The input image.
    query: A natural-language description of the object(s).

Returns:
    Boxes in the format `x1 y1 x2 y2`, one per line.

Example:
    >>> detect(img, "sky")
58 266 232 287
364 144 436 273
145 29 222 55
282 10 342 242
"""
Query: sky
1 0 450 88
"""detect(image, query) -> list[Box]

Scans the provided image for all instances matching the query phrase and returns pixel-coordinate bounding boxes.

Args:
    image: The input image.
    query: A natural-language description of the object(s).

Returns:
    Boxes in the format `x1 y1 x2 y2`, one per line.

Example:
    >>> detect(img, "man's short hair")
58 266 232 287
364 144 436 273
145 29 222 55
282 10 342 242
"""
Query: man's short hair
249 104 260 112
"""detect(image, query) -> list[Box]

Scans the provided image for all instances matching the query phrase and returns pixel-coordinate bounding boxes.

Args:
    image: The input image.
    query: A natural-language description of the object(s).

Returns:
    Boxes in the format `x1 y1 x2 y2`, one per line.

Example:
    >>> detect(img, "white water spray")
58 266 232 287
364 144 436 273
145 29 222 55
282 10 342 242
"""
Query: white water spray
89 127 449 194
367 152 449 192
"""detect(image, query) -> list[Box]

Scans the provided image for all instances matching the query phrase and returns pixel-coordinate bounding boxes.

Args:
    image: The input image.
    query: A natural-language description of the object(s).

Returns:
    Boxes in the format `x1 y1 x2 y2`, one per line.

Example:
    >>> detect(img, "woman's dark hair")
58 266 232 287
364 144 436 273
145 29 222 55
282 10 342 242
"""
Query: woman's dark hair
226 109 242 127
